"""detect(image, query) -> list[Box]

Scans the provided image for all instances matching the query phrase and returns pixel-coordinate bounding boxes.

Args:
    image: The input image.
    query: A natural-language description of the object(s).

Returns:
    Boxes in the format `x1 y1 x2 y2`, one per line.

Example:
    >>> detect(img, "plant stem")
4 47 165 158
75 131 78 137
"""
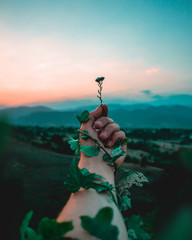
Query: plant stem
78 129 112 159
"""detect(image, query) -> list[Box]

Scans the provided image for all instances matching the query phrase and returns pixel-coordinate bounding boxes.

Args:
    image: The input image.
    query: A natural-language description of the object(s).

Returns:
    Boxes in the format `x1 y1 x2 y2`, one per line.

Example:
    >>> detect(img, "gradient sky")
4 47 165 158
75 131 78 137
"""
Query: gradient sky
0 0 192 106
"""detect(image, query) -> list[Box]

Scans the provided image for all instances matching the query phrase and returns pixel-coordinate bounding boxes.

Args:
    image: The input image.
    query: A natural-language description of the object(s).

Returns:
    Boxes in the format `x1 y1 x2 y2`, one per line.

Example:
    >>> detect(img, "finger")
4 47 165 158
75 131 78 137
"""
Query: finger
80 105 104 130
107 131 126 147
101 104 108 117
94 117 114 128
99 123 120 140
89 105 103 119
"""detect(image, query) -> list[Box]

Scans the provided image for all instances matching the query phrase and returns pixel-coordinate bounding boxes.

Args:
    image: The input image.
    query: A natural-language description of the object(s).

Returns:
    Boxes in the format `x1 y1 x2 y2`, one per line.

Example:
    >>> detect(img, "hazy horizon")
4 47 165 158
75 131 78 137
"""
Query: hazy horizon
1 93 192 111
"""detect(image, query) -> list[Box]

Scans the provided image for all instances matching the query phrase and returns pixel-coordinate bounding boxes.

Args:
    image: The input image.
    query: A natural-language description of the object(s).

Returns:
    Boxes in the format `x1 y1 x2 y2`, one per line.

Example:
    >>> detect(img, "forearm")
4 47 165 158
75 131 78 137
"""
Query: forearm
56 155 128 240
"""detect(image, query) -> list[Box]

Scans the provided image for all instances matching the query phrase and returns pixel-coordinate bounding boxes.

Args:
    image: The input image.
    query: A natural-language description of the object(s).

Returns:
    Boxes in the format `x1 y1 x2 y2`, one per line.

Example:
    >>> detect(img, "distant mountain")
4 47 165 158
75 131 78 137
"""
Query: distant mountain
0 106 54 120
0 105 6 110
1 104 192 128
109 105 192 128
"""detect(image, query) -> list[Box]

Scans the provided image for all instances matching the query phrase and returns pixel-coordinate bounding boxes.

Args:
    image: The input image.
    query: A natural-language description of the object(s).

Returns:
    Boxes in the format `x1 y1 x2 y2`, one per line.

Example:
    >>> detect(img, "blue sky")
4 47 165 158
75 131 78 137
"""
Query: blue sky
0 0 192 107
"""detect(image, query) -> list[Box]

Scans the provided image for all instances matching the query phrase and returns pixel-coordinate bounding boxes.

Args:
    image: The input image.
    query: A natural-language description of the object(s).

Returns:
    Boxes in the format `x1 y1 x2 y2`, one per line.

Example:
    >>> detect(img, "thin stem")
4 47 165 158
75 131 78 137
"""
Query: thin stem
78 129 112 159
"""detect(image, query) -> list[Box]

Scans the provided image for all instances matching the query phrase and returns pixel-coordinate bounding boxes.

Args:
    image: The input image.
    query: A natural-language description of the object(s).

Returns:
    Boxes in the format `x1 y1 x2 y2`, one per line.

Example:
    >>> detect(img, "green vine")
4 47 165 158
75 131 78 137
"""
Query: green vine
20 76 150 240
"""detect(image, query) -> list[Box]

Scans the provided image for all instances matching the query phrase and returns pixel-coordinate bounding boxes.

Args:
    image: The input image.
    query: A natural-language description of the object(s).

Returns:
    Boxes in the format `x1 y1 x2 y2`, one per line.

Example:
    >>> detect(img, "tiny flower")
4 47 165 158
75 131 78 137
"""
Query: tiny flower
95 76 105 105
95 77 105 83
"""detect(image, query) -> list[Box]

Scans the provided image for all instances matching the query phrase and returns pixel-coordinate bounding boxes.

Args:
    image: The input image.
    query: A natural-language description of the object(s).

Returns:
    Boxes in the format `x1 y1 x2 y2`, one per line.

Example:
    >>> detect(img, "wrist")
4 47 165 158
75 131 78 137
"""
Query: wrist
78 155 115 185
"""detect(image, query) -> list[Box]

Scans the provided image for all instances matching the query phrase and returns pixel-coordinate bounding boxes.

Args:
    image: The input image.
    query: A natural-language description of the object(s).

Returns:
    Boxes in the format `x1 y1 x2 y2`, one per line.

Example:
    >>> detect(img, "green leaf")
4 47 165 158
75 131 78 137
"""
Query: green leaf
64 159 82 192
64 159 107 193
92 181 113 193
38 218 73 240
26 227 39 240
81 168 104 180
127 229 137 240
128 215 151 240
80 145 100 157
103 153 111 161
120 195 132 211
112 138 129 148
68 137 80 155
75 110 90 123
20 210 34 240
111 146 123 157
110 151 125 164
80 207 119 240
80 130 89 140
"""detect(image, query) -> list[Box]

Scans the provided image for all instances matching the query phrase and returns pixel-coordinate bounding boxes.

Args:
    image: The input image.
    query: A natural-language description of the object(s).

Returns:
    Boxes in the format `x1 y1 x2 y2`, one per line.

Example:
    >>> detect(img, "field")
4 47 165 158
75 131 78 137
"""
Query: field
0 124 192 240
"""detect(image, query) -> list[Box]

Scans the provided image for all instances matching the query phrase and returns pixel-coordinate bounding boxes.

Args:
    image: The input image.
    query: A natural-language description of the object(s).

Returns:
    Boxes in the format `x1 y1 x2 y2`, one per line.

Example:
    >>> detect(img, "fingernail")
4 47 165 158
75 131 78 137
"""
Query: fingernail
96 120 102 127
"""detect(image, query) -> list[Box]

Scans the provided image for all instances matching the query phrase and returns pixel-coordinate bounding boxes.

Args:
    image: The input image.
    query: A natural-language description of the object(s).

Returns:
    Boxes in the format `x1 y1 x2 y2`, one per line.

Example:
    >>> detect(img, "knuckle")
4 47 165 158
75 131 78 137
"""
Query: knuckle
121 131 126 138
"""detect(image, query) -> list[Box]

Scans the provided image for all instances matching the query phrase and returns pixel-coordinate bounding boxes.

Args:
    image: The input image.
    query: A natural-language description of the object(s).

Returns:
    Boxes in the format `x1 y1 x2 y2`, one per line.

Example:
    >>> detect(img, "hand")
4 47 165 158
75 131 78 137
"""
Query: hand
79 104 127 168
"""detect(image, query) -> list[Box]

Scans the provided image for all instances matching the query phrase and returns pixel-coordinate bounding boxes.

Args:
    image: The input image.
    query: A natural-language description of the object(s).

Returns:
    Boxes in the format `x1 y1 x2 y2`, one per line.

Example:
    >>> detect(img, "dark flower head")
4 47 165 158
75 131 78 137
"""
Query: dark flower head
95 77 105 83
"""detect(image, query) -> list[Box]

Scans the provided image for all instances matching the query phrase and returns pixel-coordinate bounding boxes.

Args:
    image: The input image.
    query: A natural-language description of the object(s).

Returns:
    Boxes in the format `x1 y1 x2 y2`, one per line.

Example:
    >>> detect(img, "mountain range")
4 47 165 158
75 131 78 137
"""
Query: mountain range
0 104 192 128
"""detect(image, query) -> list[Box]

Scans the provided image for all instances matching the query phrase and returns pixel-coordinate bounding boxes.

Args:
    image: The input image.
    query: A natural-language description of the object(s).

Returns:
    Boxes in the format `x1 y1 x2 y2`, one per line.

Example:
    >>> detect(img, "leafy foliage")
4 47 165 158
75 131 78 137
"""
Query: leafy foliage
80 145 100 157
117 169 148 211
127 215 151 240
80 207 119 240
20 211 73 240
119 195 132 211
64 159 114 193
68 137 80 155
103 145 126 169
20 210 34 240
38 218 73 240
119 170 149 191
75 110 90 124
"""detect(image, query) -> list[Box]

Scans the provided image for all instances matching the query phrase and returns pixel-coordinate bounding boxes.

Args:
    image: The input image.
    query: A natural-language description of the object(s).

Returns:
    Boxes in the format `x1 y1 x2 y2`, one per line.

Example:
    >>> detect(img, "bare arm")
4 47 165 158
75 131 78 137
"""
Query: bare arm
57 105 128 240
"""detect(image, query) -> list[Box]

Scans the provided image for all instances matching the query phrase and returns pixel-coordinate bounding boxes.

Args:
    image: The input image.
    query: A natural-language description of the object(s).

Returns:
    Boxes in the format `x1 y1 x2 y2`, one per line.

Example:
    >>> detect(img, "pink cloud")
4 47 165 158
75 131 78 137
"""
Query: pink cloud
145 68 160 74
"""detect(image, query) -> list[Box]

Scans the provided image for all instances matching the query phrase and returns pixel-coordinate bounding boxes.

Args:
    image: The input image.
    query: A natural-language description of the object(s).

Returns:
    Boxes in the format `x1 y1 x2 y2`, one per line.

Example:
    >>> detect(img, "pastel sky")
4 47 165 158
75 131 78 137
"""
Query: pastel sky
0 0 192 106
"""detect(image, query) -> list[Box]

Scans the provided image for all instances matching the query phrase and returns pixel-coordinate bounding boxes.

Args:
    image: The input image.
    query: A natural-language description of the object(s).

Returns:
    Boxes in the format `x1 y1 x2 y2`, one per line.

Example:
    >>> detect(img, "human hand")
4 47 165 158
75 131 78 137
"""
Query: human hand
79 104 127 168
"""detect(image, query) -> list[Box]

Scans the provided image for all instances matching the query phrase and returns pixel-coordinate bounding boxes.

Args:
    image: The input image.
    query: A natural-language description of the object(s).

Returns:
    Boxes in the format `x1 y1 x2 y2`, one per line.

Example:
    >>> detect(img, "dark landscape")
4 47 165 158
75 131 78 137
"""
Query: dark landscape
0 105 192 240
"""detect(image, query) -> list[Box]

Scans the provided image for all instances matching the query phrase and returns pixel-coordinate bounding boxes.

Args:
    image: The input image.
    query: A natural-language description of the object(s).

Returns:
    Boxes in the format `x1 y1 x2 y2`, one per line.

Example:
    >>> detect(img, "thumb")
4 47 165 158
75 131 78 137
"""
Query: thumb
89 105 103 119
80 106 103 130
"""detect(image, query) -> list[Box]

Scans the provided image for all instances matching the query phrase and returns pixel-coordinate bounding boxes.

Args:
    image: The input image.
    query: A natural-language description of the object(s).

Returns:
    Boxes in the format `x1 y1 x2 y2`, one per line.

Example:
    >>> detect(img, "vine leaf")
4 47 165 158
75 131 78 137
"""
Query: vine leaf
119 195 132 211
103 146 126 164
38 218 73 240
93 181 113 193
80 130 89 140
128 215 151 240
20 211 73 240
20 210 34 240
111 146 124 157
75 110 90 124
64 159 104 193
68 137 80 155
112 138 129 148
80 145 100 157
80 207 119 240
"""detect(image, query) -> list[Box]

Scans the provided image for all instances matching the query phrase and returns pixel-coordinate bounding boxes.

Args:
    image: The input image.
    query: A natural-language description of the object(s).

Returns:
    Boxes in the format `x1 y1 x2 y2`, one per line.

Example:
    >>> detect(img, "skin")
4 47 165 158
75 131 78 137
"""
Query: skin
57 105 128 240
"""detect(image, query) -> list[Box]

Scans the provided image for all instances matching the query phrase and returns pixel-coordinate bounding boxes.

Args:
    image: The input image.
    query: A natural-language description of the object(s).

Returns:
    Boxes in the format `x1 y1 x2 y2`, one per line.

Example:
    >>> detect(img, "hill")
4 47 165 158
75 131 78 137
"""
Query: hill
0 104 192 128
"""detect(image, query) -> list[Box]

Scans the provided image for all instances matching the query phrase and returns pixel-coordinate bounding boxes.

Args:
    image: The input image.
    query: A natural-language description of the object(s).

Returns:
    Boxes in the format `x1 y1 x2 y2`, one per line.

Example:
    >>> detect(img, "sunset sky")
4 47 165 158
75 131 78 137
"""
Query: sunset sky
0 0 192 107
